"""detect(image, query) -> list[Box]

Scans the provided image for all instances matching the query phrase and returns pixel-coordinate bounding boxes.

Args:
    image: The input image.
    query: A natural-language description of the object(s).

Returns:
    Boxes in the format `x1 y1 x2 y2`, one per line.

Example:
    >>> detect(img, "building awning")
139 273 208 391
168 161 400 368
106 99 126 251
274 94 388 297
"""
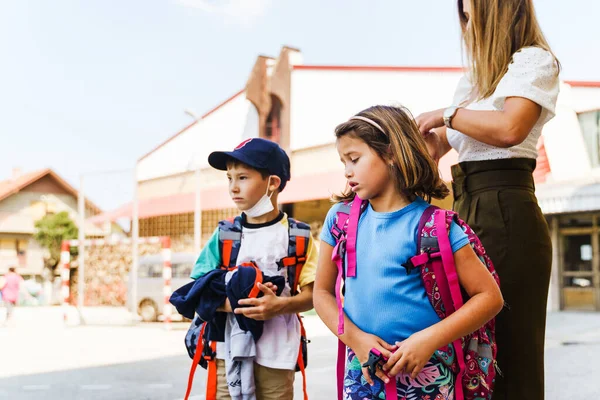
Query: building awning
89 170 348 223
536 179 600 215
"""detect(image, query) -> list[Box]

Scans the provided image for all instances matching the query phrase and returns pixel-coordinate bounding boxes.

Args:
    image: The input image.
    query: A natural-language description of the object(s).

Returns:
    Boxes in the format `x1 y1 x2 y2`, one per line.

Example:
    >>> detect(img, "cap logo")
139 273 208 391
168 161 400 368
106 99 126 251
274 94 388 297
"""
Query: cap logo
235 138 253 150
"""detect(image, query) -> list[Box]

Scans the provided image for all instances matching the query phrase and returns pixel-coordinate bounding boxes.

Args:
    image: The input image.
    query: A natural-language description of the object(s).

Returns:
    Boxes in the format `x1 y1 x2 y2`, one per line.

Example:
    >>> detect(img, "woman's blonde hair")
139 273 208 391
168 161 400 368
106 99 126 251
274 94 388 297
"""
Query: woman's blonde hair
458 0 560 100
333 105 449 203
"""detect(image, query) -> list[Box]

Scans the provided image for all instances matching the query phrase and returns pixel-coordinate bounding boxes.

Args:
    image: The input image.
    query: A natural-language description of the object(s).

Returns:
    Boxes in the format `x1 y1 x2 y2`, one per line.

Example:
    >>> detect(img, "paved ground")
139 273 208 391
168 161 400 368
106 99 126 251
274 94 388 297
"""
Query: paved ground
0 306 599 399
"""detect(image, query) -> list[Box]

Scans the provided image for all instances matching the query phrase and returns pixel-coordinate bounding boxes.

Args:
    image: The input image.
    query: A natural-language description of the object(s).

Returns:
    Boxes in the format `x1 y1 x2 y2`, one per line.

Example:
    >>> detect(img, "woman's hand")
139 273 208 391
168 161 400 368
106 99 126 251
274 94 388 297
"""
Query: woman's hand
348 331 397 385
382 330 438 379
415 108 445 134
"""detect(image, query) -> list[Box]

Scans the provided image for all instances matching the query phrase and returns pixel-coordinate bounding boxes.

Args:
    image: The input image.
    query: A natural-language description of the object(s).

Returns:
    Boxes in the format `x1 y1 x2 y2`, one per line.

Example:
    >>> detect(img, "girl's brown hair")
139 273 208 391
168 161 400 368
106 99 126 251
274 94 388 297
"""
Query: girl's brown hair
333 105 449 203
458 0 560 101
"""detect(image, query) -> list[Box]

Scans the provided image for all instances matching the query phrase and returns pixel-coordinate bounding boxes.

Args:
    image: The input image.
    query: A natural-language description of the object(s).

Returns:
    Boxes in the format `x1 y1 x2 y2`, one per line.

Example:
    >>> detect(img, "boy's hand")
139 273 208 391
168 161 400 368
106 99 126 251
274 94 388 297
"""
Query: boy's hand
261 282 278 292
349 331 396 386
234 282 285 321
382 330 438 379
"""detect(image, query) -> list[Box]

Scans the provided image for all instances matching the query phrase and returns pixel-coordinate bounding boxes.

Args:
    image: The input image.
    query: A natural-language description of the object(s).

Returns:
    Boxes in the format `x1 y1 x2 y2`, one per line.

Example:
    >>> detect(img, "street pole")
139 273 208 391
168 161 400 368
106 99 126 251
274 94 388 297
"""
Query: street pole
194 166 202 253
186 109 202 254
77 175 86 324
132 165 139 316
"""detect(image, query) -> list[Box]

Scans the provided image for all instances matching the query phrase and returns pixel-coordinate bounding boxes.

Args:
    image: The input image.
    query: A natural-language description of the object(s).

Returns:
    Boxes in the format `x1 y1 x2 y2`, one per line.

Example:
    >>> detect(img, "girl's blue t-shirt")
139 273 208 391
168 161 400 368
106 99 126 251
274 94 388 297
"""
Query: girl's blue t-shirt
320 197 470 345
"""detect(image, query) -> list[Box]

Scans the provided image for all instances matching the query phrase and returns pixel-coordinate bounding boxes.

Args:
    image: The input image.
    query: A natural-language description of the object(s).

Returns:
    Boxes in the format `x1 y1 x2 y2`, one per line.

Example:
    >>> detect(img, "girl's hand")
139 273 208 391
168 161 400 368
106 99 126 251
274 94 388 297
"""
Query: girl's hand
382 330 438 379
349 331 396 386
415 108 445 134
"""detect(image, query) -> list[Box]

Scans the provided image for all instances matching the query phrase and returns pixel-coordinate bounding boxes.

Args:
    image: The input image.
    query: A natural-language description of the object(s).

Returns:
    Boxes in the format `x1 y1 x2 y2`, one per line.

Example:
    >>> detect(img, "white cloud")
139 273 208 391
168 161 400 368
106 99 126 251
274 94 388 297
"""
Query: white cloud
176 0 272 26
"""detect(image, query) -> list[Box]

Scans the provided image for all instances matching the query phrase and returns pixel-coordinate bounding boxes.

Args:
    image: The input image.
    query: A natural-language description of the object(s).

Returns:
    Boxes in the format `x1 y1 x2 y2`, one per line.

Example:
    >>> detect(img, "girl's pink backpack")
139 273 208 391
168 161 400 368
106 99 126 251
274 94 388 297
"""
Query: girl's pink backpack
330 197 501 400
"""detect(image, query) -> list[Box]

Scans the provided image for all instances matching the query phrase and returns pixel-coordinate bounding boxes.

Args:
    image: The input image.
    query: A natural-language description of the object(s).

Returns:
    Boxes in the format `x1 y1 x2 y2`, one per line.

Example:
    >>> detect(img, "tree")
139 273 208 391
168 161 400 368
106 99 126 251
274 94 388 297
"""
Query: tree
34 211 78 270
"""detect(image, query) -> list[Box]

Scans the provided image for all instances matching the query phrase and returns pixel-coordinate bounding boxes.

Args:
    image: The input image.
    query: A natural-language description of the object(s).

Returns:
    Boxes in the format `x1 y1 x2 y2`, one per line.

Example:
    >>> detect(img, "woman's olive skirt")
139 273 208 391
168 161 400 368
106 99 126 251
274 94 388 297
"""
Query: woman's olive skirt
452 158 552 400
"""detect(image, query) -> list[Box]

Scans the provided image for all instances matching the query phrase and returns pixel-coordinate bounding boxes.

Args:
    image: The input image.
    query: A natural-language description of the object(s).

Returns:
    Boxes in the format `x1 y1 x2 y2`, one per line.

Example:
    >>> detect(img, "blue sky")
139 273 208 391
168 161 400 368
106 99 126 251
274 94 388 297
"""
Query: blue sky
1 0 599 211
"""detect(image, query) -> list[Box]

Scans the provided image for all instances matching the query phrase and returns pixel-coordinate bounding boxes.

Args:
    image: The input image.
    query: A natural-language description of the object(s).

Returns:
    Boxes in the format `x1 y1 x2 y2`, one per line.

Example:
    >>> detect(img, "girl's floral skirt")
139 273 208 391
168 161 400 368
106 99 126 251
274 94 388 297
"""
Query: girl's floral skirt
344 348 455 400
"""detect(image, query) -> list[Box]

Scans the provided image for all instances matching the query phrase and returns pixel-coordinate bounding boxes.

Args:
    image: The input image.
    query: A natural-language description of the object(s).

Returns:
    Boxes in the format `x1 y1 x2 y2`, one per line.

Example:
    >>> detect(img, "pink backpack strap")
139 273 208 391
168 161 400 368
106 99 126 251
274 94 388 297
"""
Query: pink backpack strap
345 196 364 278
384 380 396 399
330 197 366 337
434 210 466 400
333 248 346 400
330 197 367 400
330 203 352 400
336 340 346 400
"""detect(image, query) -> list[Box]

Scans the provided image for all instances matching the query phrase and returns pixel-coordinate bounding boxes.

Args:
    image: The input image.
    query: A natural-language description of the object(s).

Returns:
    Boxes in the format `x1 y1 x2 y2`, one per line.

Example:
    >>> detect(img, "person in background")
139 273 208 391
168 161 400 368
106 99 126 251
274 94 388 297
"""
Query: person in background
1 267 25 323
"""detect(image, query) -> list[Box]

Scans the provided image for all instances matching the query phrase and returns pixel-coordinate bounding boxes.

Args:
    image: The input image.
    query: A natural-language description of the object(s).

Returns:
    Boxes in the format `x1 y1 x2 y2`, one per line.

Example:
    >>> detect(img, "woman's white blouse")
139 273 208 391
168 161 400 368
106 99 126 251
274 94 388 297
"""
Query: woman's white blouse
446 46 560 162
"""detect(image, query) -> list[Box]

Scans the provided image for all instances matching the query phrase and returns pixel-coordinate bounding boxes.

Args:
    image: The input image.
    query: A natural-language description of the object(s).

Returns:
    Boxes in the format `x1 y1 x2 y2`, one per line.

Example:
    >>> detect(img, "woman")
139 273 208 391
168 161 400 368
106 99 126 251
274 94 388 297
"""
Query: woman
416 1 560 399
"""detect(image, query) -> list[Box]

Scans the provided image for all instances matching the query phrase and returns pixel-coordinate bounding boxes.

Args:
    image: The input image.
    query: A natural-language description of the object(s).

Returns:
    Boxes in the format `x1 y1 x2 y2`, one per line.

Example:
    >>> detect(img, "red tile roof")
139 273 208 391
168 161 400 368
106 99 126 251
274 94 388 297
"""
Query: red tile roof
0 169 101 213
0 169 49 203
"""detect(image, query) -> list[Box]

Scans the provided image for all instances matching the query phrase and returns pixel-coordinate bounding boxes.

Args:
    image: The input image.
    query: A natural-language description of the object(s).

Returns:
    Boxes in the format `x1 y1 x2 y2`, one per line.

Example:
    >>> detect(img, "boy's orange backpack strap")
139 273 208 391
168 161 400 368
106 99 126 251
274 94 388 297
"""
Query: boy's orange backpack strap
184 322 218 400
296 315 309 400
205 341 218 400
182 216 243 400
278 218 311 295
218 217 243 269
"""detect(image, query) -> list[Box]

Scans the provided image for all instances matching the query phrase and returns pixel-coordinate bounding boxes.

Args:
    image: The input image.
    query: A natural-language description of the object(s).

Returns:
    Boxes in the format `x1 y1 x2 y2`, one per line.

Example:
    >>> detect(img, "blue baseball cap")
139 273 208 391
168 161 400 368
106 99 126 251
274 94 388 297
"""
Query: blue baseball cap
208 138 291 191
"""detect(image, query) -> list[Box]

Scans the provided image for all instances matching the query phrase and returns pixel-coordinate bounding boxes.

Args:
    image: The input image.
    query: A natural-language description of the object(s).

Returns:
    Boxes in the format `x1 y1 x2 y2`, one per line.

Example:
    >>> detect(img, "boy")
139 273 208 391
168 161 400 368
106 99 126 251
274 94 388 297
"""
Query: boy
191 138 317 400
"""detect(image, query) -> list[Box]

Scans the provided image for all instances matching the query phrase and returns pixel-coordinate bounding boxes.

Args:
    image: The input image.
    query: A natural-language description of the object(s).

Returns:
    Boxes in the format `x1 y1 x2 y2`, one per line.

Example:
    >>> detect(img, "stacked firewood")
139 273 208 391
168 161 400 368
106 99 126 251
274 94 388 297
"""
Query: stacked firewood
172 234 195 253
70 242 160 306
67 236 198 306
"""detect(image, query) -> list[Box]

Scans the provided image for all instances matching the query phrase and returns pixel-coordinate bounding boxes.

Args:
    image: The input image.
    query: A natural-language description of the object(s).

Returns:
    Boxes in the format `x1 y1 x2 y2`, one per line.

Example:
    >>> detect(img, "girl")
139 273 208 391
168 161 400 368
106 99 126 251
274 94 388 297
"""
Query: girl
416 1 560 399
314 105 504 399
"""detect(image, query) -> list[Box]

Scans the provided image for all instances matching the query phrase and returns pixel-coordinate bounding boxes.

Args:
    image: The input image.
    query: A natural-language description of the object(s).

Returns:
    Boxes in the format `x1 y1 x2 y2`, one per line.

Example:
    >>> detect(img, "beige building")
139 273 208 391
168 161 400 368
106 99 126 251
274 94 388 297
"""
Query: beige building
536 101 600 312
93 46 600 311
0 168 102 278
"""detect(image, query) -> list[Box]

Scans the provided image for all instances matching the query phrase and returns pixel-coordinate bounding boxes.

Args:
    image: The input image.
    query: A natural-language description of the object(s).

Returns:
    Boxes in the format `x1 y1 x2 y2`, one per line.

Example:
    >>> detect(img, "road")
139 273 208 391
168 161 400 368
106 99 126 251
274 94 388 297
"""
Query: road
1 307 599 399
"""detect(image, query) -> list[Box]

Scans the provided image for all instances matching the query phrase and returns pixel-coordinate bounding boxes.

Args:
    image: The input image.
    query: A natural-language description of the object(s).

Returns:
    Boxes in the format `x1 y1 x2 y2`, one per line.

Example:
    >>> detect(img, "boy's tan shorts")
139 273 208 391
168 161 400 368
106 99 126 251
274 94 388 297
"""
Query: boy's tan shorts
215 358 295 400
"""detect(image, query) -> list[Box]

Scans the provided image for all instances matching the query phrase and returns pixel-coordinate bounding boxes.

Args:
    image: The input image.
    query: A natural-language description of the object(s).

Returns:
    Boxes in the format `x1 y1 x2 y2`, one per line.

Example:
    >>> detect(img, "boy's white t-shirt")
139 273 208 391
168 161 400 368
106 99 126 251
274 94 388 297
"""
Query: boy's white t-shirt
192 212 317 370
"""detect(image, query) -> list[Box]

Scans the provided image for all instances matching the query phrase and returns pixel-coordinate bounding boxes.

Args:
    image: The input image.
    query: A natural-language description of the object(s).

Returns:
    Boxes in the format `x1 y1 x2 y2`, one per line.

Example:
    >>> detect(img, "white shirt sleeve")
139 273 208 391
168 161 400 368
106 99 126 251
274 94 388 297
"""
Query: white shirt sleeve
492 46 559 125
452 74 473 106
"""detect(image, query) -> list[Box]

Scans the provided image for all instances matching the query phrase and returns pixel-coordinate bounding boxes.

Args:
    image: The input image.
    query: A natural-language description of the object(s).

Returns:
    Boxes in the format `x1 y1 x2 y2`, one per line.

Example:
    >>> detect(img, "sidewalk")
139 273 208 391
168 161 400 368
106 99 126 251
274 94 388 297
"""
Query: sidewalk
545 310 600 347
5 305 598 341
544 311 600 398
1 307 598 399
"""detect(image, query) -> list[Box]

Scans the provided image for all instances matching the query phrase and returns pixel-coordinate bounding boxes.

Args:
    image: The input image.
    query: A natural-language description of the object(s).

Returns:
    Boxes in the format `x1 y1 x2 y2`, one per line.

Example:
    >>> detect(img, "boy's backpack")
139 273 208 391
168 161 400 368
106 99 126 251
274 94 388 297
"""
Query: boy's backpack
330 197 500 400
183 215 311 400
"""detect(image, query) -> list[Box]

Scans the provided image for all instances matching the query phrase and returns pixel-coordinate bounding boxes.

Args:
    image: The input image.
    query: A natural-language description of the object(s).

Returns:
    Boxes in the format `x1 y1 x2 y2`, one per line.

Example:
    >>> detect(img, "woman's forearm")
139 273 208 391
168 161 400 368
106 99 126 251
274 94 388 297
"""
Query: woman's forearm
451 108 524 148
450 97 542 148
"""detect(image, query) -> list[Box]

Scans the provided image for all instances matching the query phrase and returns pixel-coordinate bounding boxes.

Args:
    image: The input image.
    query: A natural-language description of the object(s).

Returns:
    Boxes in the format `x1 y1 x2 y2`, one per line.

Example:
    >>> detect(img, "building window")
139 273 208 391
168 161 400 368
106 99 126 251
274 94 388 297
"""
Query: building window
265 95 282 143
16 239 26 267
578 110 600 168
138 208 238 251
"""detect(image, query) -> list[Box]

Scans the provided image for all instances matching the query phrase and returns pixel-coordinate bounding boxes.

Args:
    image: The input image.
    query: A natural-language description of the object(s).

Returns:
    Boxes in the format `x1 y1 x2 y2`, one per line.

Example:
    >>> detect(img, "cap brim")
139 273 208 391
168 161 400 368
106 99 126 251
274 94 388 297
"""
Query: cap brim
208 151 262 171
